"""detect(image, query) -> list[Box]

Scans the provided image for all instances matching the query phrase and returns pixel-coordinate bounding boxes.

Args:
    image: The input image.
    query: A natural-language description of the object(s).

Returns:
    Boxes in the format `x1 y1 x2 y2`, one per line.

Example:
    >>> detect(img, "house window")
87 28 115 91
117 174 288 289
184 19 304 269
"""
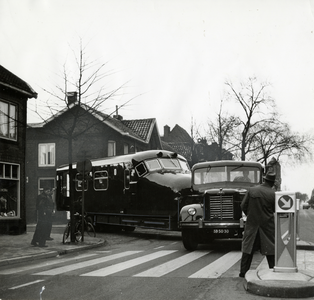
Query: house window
108 140 116 157
0 100 17 141
0 162 20 218
124 143 129 155
38 143 55 167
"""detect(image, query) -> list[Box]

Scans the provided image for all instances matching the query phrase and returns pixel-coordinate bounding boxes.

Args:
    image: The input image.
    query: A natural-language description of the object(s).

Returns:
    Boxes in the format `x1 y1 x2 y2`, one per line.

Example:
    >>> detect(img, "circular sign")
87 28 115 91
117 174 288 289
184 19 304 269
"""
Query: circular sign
278 195 294 211
77 159 92 174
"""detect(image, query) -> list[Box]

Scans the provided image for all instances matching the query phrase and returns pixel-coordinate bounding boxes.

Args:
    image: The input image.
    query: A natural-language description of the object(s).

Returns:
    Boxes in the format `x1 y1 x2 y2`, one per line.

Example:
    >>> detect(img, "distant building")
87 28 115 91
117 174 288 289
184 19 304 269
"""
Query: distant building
161 125 233 166
161 124 194 166
26 98 162 223
0 65 37 234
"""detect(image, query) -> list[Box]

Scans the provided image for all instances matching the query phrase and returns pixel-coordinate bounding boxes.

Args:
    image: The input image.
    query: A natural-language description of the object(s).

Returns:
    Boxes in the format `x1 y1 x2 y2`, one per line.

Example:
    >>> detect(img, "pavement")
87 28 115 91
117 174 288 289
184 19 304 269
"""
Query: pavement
0 224 105 267
1 224 314 298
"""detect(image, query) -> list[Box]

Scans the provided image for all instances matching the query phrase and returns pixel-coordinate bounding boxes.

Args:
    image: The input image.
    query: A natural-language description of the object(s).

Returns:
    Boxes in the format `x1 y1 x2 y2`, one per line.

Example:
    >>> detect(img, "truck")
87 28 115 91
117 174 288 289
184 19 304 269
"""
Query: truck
179 160 264 250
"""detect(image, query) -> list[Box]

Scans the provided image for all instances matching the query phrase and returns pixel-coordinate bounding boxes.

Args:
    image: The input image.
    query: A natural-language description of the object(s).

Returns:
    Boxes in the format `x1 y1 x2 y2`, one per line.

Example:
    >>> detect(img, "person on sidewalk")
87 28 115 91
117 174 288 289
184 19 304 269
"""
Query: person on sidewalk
31 187 54 247
46 188 55 241
239 172 276 277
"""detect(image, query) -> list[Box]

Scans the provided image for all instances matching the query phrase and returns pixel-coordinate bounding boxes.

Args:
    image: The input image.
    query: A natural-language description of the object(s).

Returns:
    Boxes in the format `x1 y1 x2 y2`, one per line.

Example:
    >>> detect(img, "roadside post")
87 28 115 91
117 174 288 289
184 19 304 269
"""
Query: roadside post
274 191 298 273
77 159 92 242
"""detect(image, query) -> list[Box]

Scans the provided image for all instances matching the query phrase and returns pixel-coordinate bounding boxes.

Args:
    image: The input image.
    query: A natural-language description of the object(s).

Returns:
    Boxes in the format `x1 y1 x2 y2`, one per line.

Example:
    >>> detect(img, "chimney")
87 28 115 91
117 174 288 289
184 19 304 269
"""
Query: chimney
113 105 123 120
164 125 170 141
67 92 77 105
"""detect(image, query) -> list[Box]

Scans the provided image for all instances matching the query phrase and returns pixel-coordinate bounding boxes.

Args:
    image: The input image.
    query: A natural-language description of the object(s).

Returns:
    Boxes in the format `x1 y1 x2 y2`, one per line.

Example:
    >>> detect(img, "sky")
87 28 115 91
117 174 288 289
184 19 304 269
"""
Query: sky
1 0 314 196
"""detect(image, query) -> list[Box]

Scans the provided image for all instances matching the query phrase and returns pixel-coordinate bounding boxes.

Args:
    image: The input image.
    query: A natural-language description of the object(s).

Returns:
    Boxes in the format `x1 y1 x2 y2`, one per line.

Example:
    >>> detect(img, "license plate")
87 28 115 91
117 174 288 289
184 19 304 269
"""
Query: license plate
213 229 229 234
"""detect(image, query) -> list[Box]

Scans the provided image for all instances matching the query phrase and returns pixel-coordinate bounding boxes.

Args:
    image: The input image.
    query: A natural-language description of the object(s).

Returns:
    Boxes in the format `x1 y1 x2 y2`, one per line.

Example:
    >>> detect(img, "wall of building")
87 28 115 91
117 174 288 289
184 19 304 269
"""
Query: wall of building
0 89 28 234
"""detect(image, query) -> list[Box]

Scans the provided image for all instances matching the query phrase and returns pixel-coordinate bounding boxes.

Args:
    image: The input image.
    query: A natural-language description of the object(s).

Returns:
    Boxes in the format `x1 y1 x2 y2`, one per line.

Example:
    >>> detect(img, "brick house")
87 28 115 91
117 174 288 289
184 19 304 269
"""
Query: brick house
161 124 233 166
25 100 162 223
0 65 37 234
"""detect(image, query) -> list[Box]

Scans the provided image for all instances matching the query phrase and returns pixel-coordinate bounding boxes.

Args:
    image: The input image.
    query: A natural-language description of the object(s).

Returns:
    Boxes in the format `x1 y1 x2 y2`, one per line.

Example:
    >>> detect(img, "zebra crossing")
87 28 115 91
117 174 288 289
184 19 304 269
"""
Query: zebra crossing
0 248 271 279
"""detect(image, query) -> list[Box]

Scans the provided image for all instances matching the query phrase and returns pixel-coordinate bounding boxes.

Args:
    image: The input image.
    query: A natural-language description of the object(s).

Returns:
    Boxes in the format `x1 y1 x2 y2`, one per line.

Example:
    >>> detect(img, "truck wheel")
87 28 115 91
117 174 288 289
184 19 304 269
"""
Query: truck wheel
182 229 198 251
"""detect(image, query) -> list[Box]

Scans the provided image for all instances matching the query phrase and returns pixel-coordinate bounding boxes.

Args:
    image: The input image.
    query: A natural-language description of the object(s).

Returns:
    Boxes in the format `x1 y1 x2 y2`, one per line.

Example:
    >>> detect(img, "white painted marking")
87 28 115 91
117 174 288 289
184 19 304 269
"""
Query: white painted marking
82 250 177 277
0 253 97 275
9 280 45 290
189 251 242 278
33 251 142 276
134 250 210 277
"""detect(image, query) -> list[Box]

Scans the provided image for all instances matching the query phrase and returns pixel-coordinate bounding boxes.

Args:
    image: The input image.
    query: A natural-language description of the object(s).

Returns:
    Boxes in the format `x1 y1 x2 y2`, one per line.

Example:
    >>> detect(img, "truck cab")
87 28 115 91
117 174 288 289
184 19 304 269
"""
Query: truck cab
179 160 264 250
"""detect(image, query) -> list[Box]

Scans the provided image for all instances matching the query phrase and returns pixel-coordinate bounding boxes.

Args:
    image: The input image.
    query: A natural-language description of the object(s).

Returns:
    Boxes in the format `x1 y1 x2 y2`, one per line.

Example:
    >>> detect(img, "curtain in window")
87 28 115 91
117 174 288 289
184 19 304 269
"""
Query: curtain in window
0 102 8 137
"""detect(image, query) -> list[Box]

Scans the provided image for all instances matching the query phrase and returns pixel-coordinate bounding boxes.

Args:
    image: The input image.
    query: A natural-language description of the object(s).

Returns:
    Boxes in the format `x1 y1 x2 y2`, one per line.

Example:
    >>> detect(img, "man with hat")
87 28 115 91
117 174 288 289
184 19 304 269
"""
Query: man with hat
31 187 54 247
239 172 276 277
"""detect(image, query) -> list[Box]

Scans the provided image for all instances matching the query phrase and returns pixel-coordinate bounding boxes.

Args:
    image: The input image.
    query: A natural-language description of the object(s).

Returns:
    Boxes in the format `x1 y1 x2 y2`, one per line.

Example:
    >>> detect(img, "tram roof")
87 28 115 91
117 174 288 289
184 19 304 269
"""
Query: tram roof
57 150 187 171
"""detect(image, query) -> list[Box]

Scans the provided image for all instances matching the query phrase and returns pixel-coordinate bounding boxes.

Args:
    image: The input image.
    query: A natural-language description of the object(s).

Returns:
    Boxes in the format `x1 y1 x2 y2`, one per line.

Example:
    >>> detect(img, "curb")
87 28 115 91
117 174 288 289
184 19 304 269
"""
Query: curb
245 270 314 298
0 239 105 268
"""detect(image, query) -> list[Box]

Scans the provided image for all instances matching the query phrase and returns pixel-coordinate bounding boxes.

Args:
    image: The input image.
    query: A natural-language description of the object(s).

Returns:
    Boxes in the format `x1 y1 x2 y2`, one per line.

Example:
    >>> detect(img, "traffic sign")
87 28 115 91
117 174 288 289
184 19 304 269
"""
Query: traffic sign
77 159 92 174
275 191 296 213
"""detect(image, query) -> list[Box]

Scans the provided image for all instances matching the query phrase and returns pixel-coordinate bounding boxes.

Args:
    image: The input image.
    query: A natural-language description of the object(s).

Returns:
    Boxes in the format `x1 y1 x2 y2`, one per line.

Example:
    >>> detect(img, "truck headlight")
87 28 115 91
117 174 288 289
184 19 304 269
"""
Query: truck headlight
187 207 197 216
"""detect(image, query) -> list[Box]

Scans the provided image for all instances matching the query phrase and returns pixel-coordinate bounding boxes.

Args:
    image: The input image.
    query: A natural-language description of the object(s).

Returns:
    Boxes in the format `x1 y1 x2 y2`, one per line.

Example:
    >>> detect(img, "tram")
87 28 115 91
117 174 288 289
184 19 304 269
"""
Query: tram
56 150 192 231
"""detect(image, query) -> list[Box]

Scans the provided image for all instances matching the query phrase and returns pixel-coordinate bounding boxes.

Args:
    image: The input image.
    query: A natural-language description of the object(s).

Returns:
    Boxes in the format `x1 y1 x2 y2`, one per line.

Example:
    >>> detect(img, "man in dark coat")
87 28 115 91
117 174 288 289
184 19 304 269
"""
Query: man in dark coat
239 172 276 277
31 187 54 247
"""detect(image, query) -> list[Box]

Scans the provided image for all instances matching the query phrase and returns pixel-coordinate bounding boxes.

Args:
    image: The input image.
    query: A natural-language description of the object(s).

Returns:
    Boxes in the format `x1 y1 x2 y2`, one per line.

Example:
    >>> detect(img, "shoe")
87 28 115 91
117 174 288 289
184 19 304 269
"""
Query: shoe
239 273 245 278
31 241 38 246
38 244 48 247
46 237 54 241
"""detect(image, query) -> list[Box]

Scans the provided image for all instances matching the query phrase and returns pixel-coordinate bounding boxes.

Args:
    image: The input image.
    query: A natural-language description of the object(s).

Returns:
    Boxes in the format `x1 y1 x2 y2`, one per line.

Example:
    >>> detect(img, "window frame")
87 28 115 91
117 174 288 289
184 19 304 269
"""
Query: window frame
38 143 56 167
0 100 18 141
108 140 116 157
0 162 20 219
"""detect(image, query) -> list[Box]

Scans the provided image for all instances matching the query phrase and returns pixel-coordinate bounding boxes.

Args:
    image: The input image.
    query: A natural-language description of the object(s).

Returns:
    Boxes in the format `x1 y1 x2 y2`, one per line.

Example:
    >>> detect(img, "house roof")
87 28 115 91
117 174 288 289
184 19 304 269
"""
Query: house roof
161 124 194 161
166 142 193 161
164 124 193 143
28 102 160 145
0 65 37 98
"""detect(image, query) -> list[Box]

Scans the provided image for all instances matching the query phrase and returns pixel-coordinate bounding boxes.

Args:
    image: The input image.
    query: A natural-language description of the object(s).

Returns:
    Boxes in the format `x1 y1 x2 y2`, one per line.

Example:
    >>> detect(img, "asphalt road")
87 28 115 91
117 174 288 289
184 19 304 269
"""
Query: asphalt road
1 212 313 300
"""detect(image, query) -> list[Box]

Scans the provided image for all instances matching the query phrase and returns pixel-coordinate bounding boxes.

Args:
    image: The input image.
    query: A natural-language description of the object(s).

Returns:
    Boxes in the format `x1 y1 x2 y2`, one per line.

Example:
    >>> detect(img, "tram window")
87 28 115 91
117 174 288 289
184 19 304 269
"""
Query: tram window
124 169 130 189
75 173 88 191
159 158 180 169
135 162 148 177
94 171 108 190
145 159 161 171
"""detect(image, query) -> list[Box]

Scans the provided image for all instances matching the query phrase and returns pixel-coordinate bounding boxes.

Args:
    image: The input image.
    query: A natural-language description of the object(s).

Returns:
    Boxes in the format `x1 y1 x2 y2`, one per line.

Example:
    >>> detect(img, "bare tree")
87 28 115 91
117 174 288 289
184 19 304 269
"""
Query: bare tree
225 77 277 160
206 99 240 160
32 40 133 241
250 120 313 165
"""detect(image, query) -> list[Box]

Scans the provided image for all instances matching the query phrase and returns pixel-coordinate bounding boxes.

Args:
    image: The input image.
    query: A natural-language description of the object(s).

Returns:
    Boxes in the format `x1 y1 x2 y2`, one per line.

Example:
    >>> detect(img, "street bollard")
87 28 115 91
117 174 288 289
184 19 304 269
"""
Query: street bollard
274 191 298 273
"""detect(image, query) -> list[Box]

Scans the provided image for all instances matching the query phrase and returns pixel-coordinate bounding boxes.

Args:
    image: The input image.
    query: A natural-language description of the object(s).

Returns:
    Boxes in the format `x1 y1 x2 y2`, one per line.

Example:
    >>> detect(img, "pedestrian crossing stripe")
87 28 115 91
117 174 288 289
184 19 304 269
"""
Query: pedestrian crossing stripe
33 251 142 276
188 251 242 278
0 253 97 275
82 250 177 277
4 249 277 279
133 250 210 277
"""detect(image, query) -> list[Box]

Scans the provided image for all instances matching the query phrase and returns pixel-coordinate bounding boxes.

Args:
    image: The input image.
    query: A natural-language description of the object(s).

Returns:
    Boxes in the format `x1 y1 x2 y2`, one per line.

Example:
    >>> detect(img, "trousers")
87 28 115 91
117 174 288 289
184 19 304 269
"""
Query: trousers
240 230 275 275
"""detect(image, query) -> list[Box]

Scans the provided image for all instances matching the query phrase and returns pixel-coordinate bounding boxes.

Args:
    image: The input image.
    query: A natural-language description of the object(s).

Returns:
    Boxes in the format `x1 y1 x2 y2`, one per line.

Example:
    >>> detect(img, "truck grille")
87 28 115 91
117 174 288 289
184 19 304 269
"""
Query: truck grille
205 195 234 220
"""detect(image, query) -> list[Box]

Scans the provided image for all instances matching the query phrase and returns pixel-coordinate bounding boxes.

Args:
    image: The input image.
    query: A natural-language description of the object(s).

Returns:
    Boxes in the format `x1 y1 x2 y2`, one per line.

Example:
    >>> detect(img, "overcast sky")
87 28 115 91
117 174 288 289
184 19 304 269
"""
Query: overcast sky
1 0 314 196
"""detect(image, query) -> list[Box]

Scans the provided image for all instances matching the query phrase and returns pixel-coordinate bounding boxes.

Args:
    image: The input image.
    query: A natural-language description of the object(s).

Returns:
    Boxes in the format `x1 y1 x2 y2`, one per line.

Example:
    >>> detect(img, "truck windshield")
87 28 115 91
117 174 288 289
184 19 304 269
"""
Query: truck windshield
194 165 261 185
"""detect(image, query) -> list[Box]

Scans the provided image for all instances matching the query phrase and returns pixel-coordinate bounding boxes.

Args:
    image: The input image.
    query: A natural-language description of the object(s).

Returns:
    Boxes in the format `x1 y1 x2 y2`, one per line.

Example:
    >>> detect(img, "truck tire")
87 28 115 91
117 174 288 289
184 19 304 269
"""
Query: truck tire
182 229 198 251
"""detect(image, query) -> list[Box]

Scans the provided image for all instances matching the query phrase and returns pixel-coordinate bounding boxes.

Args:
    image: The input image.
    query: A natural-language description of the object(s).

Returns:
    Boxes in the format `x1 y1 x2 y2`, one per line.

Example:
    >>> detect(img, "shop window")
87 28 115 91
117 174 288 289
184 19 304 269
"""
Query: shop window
0 100 17 141
0 162 19 218
38 143 55 167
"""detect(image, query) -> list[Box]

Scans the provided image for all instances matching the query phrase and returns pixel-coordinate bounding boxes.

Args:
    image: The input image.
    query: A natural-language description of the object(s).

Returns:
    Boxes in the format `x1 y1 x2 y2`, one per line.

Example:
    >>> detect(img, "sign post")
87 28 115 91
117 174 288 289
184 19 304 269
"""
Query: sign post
76 159 92 242
274 191 297 273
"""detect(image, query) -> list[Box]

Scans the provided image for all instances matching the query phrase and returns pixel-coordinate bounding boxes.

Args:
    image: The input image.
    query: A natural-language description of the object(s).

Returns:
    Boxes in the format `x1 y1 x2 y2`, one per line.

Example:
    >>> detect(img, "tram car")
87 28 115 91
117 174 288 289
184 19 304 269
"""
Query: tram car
56 150 192 231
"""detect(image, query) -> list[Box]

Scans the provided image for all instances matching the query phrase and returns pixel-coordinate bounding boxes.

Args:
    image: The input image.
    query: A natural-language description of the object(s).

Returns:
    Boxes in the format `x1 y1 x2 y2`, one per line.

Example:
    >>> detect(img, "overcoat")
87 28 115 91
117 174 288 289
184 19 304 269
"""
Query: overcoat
241 183 275 255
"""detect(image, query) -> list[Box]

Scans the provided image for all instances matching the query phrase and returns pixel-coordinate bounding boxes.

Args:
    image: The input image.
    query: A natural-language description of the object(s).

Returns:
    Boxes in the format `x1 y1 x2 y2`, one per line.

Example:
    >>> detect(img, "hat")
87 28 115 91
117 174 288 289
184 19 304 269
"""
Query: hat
263 172 276 182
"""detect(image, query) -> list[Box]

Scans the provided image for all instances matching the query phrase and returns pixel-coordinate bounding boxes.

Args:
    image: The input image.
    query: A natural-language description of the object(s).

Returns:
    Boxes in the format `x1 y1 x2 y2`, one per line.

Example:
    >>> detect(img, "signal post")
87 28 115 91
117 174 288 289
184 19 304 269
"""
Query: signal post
274 191 297 273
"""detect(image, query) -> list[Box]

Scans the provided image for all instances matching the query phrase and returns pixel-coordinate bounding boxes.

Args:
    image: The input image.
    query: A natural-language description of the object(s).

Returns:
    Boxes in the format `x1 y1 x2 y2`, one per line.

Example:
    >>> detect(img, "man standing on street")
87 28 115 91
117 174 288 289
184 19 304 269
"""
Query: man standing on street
239 172 276 277
31 187 54 247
